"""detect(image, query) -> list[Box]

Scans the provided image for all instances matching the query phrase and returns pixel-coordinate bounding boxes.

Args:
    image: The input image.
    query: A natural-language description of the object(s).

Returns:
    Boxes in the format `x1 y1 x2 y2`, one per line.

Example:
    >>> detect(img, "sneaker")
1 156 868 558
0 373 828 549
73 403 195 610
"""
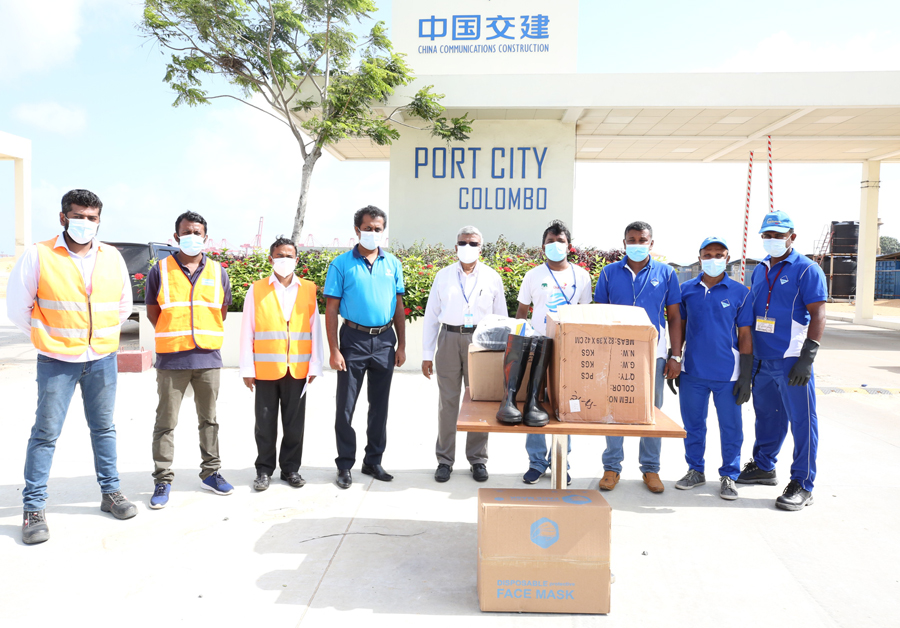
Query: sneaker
22 510 49 545
523 468 544 484
675 469 706 490
719 477 739 501
149 483 171 509
776 480 814 511
434 464 452 483
567 473 572 486
201 472 234 496
100 491 138 520
736 459 778 485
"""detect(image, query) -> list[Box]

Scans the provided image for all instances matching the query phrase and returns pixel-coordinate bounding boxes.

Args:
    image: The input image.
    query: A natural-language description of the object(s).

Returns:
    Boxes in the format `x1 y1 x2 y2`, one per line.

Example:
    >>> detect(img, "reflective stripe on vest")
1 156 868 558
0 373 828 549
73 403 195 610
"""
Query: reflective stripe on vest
251 277 317 380
30 238 124 355
154 255 225 353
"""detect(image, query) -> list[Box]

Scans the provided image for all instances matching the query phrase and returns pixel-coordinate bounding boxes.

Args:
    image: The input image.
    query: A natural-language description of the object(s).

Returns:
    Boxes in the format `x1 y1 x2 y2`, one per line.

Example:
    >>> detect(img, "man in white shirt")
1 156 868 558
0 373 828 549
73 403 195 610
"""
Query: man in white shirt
422 226 507 483
7 189 137 545
239 238 324 490
515 220 593 485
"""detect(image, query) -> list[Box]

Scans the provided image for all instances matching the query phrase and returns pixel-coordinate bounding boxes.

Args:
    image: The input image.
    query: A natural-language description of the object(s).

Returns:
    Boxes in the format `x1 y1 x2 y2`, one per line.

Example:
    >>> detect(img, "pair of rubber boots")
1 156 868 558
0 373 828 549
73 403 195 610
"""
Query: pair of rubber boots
496 335 551 427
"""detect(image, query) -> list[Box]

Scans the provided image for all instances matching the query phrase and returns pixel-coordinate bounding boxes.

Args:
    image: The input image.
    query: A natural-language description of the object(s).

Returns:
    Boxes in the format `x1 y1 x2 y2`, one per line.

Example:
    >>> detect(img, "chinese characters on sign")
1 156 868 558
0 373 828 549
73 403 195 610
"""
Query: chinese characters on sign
418 14 551 55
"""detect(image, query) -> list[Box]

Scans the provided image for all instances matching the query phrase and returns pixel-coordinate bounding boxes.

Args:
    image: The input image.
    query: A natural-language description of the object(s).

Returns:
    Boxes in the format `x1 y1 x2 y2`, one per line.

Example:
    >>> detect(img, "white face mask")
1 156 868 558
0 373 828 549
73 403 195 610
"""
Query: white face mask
457 244 480 264
272 257 297 278
178 233 205 256
701 258 727 277
358 230 384 250
763 237 790 258
66 218 98 244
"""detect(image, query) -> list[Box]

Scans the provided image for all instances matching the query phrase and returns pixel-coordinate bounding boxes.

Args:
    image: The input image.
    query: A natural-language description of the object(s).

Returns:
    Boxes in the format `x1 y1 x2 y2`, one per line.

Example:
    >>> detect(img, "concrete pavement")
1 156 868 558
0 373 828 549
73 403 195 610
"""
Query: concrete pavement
0 300 898 627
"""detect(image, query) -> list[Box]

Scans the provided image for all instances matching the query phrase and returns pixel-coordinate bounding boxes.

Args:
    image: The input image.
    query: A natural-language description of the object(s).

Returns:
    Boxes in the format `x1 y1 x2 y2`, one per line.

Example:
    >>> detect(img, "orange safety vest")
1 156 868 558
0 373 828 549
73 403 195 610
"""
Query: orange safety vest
252 277 317 380
31 237 124 355
154 255 224 353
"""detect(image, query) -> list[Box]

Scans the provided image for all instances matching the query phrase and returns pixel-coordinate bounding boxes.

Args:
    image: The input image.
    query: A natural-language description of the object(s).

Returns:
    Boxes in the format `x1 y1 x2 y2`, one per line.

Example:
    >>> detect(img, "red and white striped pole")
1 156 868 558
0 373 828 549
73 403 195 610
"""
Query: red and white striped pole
741 151 753 283
767 135 774 212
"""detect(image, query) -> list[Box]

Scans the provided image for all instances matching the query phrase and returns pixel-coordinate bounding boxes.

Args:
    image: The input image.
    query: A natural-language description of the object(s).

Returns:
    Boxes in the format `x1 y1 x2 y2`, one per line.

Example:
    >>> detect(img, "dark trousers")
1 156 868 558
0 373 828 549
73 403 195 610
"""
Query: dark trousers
334 324 396 470
255 373 307 475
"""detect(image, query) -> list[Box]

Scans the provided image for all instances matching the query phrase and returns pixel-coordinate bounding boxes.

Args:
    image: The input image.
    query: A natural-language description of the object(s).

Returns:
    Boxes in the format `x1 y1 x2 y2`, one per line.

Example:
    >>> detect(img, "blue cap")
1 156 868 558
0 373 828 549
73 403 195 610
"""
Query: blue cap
699 236 729 251
759 210 795 234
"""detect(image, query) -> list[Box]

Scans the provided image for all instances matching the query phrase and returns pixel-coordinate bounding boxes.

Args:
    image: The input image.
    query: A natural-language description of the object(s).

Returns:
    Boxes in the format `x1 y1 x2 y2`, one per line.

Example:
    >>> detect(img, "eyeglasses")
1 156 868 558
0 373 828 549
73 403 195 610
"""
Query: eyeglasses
457 241 480 247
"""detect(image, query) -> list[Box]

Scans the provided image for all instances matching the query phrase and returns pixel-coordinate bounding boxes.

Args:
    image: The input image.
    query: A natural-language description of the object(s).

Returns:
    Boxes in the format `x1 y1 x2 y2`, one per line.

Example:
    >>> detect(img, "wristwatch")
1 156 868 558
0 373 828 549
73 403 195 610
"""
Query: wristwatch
670 355 682 363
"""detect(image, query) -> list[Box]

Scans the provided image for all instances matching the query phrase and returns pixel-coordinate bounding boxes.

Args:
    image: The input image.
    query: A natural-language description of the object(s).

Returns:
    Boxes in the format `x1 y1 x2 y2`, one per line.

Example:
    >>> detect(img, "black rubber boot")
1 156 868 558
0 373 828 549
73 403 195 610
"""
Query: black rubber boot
496 334 531 425
523 336 551 427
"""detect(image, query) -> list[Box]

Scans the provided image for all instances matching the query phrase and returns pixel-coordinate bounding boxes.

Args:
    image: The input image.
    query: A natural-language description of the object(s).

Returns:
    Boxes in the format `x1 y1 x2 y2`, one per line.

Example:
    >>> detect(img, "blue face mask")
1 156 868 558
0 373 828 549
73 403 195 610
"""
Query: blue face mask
179 234 206 256
763 238 789 258
625 244 650 263
66 218 98 245
544 241 568 263
701 258 727 277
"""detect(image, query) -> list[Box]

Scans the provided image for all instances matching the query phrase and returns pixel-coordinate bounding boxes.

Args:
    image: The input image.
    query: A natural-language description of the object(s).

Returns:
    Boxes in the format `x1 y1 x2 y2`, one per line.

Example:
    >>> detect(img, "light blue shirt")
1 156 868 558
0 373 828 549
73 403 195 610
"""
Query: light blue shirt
324 246 405 327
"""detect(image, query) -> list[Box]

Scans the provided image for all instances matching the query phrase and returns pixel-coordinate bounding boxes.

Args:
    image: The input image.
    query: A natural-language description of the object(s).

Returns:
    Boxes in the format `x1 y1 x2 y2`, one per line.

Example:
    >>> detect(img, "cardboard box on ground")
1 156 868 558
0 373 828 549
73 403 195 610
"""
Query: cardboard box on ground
477 488 611 614
547 304 657 424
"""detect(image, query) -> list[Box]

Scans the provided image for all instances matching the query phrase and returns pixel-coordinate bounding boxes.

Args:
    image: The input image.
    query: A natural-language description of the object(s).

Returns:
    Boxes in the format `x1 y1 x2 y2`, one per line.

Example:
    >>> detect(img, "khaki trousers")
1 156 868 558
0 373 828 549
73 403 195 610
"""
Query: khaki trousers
152 368 221 482
435 329 488 466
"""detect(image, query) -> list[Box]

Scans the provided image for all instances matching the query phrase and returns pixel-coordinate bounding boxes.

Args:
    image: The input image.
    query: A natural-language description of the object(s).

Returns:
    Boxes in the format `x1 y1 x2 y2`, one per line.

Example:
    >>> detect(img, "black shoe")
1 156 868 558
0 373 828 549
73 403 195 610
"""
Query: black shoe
523 336 551 427
253 473 270 491
335 469 352 489
471 463 489 482
100 491 138 520
736 459 778 485
280 471 306 488
776 480 814 511
362 464 394 482
435 463 452 483
496 334 531 425
22 510 49 545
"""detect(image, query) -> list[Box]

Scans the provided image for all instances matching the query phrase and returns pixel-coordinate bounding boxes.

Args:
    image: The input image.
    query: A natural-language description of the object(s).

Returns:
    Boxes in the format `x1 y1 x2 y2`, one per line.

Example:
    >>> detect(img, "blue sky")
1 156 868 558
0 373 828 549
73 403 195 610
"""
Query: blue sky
1 0 899 263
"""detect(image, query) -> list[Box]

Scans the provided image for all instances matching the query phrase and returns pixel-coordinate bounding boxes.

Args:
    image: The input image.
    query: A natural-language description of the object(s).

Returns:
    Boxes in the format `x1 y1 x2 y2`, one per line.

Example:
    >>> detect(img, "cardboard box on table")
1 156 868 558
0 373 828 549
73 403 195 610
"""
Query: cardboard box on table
467 344 533 402
477 488 611 614
546 304 658 424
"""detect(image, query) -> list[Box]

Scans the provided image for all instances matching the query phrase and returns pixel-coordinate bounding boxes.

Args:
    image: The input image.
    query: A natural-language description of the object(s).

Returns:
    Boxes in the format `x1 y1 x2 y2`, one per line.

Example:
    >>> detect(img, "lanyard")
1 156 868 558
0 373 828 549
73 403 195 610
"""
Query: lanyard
546 263 576 305
458 265 478 304
763 262 787 316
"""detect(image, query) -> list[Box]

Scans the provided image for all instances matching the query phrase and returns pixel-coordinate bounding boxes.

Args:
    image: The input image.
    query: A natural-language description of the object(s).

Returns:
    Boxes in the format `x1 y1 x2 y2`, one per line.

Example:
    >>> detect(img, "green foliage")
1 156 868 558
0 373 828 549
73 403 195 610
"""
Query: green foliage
881 235 900 255
214 241 624 320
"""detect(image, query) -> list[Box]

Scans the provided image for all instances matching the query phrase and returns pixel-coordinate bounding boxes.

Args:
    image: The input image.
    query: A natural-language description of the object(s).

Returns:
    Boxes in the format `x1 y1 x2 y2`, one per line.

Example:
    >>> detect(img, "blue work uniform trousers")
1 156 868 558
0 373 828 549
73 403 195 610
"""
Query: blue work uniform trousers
751 357 818 491
602 358 665 474
334 324 396 470
678 372 743 479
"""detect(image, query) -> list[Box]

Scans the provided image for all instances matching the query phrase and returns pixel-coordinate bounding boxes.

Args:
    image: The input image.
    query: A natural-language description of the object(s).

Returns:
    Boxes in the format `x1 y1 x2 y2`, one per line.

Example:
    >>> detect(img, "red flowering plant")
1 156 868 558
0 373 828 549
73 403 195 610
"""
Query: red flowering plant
130 257 156 299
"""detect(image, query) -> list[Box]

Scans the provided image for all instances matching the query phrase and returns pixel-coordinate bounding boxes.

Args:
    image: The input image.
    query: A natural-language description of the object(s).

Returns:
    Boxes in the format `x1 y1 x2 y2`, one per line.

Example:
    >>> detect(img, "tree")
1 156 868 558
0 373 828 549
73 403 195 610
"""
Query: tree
141 0 472 244
881 235 900 255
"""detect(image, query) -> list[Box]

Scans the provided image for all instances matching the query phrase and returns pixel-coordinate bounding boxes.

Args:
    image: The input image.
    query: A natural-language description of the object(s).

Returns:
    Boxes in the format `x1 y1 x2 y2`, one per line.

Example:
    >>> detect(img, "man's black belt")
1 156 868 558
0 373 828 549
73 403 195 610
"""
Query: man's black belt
344 320 393 336
442 323 475 335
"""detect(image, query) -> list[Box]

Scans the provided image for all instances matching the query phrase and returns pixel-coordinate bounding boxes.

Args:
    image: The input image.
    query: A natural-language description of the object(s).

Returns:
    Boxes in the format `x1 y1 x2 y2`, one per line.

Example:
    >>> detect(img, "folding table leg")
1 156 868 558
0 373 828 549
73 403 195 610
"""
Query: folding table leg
549 433 568 490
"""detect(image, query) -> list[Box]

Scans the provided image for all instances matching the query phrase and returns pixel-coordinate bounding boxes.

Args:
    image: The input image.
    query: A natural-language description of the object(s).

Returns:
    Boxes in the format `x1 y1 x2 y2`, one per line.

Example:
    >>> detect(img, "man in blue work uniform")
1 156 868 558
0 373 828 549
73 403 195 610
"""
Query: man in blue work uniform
737 211 827 511
324 206 406 489
673 237 754 500
594 221 683 494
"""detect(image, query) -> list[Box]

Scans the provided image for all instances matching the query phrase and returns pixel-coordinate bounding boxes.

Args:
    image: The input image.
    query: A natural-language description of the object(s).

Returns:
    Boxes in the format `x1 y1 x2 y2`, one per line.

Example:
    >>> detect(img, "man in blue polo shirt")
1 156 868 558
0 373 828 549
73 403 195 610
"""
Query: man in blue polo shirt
594 221 683 494
737 211 827 511
673 237 753 500
324 206 406 489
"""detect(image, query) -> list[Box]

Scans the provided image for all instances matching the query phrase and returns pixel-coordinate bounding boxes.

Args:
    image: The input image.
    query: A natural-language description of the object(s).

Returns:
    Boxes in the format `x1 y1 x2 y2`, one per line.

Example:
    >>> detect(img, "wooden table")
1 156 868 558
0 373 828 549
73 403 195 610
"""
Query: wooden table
458 389 686 490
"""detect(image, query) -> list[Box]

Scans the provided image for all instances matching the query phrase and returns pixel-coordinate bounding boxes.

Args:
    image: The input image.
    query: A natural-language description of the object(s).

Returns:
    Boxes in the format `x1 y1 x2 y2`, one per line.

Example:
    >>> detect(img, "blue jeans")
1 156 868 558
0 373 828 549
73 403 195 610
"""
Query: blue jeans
525 434 571 473
751 358 818 491
602 358 665 475
23 354 120 511
678 372 743 479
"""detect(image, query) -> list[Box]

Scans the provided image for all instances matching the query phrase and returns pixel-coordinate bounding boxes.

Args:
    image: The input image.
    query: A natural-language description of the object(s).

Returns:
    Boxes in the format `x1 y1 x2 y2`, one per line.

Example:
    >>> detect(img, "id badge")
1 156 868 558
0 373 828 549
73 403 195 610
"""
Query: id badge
756 317 776 333
463 312 474 328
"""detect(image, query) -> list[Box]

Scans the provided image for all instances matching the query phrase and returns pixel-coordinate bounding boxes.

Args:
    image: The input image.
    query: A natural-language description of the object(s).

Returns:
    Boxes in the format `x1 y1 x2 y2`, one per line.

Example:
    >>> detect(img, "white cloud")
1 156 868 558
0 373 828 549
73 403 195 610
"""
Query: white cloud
0 0 84 80
13 102 87 135
702 31 900 73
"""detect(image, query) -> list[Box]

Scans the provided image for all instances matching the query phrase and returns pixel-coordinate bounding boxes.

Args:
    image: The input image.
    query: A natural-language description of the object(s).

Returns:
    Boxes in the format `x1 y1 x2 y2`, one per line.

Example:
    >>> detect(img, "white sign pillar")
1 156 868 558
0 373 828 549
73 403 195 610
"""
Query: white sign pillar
855 160 880 323
15 153 32 258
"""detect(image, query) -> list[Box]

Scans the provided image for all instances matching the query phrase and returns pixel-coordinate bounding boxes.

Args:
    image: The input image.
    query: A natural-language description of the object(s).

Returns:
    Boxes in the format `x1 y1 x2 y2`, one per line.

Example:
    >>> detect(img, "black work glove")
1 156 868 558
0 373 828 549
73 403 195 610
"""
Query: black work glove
733 353 754 405
788 338 819 386
667 374 680 395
